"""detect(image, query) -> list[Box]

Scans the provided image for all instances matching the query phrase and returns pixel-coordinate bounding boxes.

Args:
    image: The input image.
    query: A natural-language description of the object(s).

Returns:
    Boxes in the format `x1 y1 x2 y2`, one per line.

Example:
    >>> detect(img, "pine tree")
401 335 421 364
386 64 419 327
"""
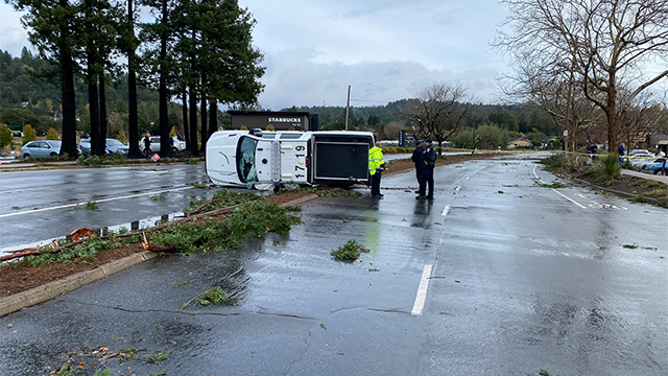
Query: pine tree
8 0 79 156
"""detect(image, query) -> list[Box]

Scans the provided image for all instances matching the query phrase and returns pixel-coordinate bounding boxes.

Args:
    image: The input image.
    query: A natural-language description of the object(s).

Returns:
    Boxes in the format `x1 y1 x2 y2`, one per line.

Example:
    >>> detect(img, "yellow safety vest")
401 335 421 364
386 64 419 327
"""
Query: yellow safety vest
368 146 385 176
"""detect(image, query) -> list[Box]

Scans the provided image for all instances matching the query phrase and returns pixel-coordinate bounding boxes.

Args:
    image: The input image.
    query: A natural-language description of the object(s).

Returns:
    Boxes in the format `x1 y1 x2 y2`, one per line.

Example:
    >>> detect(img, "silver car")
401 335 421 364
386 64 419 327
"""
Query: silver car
21 140 62 159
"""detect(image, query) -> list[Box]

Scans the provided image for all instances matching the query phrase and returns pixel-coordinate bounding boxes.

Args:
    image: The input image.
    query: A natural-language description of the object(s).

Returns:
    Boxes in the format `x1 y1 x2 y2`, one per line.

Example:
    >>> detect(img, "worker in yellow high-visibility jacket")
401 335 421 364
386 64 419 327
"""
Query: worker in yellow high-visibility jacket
368 141 386 198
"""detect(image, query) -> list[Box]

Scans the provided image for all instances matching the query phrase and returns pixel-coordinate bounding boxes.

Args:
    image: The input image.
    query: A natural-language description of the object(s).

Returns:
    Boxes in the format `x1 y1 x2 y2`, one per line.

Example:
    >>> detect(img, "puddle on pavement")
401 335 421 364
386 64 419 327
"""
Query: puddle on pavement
0 212 185 256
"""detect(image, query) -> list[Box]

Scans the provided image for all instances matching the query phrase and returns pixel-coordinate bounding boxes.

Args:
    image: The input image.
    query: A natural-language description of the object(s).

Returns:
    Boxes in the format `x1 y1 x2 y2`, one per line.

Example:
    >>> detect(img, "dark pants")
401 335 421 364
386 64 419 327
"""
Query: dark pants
371 172 382 196
419 167 434 197
415 166 424 186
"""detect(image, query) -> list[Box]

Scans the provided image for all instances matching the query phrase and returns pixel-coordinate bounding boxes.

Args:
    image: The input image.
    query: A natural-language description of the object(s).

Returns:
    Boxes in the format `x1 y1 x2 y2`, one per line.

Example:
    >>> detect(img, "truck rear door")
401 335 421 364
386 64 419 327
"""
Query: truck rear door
276 133 309 184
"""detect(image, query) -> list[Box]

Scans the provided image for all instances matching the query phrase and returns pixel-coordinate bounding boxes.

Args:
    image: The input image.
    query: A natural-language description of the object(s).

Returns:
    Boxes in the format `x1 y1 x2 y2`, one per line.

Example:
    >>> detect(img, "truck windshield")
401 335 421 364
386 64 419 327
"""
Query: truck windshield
237 136 258 184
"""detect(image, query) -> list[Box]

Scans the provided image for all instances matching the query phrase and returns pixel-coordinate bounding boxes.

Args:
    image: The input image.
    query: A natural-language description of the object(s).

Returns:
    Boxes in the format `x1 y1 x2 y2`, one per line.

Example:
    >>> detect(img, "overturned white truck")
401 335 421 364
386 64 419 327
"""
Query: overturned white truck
205 129 376 189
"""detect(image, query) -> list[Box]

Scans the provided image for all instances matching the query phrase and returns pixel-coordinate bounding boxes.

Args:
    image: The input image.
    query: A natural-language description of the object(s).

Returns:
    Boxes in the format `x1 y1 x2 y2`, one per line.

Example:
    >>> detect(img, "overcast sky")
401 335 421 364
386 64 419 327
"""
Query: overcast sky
0 0 511 109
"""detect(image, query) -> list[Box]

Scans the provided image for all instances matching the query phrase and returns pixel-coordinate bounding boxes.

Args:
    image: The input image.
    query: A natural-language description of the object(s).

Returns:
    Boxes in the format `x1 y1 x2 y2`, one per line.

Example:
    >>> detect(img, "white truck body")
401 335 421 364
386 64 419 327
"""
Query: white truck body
206 130 375 189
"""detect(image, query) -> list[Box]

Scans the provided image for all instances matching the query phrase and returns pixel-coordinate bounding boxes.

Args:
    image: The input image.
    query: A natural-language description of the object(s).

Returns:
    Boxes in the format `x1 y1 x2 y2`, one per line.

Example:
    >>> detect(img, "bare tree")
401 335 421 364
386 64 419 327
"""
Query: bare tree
402 82 470 153
499 52 602 151
619 91 667 150
496 0 668 151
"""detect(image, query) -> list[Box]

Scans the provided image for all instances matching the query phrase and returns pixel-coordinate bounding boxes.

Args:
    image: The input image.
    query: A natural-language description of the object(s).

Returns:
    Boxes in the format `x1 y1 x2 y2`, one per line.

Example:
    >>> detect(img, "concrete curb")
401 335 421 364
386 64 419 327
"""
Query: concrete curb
0 194 319 318
0 251 158 317
571 177 667 207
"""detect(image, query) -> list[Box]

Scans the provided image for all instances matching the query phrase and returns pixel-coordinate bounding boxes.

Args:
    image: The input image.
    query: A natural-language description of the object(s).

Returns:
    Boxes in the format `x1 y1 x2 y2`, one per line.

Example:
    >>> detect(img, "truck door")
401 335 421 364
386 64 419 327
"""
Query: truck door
254 139 281 183
278 139 309 184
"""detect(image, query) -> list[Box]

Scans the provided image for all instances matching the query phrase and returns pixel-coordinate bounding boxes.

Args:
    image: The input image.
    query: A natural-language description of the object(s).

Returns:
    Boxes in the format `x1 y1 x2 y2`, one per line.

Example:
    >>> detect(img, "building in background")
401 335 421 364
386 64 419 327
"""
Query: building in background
228 111 319 131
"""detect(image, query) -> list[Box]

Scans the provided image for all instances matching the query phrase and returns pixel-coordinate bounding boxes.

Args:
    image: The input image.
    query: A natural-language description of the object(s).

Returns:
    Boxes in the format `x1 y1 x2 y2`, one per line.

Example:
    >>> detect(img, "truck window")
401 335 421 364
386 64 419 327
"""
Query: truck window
237 136 258 184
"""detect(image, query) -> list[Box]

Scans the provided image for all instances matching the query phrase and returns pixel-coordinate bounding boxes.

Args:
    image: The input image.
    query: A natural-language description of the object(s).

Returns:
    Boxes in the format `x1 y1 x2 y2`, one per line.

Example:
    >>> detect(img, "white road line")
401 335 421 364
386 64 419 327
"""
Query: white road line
575 193 587 199
0 186 193 219
464 176 470 181
441 205 451 216
532 164 545 184
0 186 52 194
411 264 433 316
551 188 587 209
534 163 586 209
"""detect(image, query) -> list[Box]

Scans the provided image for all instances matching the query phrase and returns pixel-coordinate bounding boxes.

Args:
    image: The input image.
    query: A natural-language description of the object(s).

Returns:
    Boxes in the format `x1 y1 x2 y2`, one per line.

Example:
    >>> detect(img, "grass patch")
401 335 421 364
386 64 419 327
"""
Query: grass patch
11 206 21 210
646 180 667 188
646 188 667 198
149 194 167 201
185 158 199 165
197 287 229 306
150 371 167 376
539 370 551 376
93 370 111 376
622 244 638 249
331 240 363 261
146 351 170 364
538 182 567 189
84 201 99 210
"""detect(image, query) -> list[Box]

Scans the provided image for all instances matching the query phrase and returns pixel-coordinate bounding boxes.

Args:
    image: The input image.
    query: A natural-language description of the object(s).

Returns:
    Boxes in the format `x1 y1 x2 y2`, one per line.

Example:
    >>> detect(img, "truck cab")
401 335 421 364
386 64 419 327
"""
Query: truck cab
206 130 375 189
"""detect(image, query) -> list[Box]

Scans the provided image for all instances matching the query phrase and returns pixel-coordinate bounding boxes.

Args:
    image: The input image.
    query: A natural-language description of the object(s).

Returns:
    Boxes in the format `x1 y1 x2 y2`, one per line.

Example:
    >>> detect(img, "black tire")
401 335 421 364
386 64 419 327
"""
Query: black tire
50 152 57 157
23 154 30 160
656 168 668 176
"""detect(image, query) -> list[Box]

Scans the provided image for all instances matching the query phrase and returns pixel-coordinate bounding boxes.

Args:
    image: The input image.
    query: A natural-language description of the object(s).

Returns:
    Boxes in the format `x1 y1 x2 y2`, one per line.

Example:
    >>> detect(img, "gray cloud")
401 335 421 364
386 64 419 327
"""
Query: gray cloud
0 1 511 109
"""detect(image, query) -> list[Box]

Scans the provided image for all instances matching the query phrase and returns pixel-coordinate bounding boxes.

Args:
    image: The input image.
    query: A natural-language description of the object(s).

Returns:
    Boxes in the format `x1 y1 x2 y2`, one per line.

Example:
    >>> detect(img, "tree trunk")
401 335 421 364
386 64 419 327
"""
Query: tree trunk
189 85 199 156
158 0 170 158
200 78 207 152
88 78 101 155
59 6 77 158
607 72 618 153
98 74 108 143
127 0 141 158
208 98 217 139
182 89 189 150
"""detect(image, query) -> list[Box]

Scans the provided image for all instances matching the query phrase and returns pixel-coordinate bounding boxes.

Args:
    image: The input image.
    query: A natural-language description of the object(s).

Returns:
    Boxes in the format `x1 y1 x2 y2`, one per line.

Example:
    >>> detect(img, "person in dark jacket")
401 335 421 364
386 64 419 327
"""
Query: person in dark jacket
418 139 436 199
143 133 152 158
411 140 425 192
167 136 175 158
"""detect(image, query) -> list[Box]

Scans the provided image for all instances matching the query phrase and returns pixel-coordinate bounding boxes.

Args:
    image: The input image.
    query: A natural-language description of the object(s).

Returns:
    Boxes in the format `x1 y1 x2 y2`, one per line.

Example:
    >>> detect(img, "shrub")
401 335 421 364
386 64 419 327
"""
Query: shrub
538 155 565 171
103 153 126 165
116 129 128 145
266 124 275 131
46 127 60 140
563 155 586 173
0 123 12 148
22 124 36 145
77 154 102 167
593 154 621 182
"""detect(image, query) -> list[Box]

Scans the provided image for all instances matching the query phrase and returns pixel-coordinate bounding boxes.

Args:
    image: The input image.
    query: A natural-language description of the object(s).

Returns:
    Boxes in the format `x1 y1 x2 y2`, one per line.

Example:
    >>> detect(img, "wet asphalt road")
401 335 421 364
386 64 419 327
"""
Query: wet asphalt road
1 157 667 375
0 165 211 253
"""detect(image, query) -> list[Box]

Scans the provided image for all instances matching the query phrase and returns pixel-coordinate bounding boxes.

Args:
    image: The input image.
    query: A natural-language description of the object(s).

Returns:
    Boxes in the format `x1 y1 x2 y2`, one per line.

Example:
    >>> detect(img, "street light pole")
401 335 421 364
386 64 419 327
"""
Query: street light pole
345 85 351 131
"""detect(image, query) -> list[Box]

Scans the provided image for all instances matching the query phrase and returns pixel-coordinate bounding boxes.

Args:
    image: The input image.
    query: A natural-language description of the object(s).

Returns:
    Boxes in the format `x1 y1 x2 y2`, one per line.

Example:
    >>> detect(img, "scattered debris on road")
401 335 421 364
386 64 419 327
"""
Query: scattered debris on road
331 240 366 261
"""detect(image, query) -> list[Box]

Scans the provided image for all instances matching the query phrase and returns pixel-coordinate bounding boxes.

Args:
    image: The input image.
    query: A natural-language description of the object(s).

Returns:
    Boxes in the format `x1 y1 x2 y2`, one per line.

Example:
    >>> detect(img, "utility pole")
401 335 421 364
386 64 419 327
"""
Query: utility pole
345 85 351 131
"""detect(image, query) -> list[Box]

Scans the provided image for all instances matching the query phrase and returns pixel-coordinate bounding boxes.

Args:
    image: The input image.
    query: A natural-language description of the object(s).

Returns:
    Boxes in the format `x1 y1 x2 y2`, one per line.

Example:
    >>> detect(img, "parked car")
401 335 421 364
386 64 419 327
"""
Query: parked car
21 140 61 159
625 149 655 167
79 139 129 155
641 158 667 175
139 136 186 153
